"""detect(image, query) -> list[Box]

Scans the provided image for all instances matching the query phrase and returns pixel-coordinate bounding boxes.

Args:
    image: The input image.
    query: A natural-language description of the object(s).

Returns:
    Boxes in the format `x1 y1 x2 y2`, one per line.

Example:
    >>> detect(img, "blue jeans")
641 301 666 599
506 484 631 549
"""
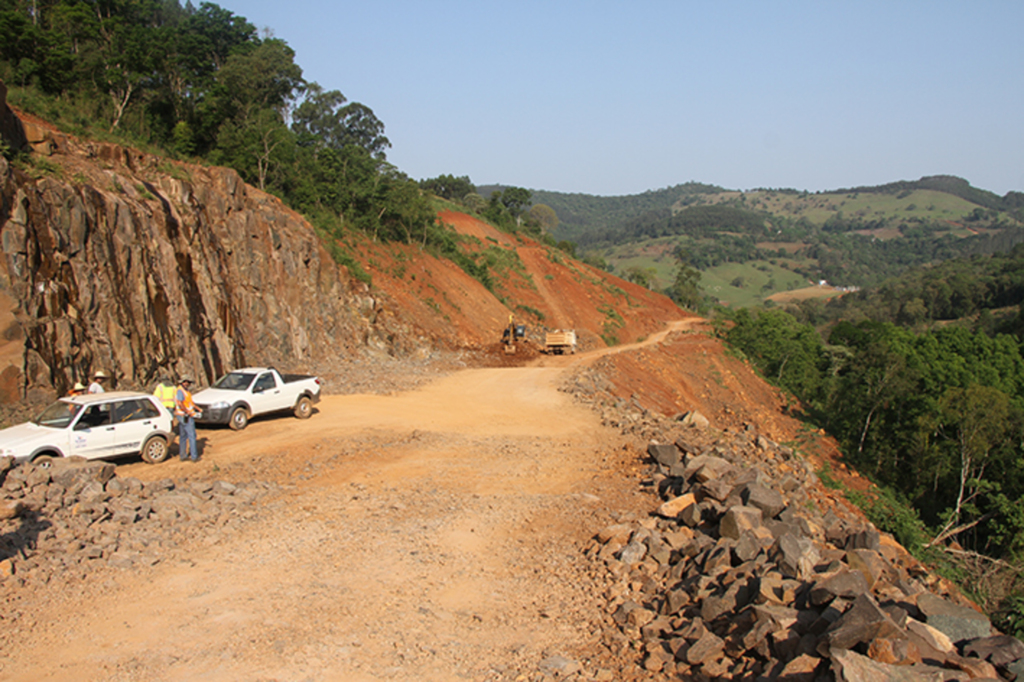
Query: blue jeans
178 415 199 461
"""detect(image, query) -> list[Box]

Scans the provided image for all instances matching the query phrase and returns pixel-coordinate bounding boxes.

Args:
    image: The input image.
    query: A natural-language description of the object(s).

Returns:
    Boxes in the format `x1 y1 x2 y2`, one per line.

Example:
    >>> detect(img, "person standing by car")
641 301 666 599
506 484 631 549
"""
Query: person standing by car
88 370 108 393
174 377 202 462
67 382 87 397
153 376 176 415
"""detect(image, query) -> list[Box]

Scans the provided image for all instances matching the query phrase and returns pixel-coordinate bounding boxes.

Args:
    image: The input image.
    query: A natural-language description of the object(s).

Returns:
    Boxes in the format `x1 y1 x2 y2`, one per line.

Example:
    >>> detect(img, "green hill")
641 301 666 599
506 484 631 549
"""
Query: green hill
524 176 1024 307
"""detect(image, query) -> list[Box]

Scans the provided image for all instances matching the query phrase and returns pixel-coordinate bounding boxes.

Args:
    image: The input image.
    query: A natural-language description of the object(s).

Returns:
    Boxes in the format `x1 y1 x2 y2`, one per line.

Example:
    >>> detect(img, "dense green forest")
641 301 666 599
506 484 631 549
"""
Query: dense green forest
0 0 538 287
720 245 1024 623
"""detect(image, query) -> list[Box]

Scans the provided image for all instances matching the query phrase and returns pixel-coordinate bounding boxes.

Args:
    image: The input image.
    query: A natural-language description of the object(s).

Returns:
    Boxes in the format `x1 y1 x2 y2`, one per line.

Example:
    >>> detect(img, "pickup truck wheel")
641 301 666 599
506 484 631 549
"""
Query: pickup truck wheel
141 435 168 464
294 396 313 419
229 406 250 431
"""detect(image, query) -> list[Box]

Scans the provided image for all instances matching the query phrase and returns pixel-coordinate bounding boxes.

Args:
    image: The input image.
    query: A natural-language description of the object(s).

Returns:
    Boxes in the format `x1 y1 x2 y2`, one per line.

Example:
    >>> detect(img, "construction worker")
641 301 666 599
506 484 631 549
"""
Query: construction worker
153 376 176 415
67 382 87 397
88 370 108 394
174 377 202 462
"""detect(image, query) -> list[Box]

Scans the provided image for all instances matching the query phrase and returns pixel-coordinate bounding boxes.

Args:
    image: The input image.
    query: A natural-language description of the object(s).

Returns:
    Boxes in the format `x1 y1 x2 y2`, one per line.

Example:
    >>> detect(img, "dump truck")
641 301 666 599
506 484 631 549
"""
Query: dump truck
544 329 577 354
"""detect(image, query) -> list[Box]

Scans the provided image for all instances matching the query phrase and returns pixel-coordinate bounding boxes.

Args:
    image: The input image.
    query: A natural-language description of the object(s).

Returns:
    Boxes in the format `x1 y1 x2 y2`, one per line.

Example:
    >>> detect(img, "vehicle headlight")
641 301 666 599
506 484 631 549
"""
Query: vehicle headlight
210 401 230 410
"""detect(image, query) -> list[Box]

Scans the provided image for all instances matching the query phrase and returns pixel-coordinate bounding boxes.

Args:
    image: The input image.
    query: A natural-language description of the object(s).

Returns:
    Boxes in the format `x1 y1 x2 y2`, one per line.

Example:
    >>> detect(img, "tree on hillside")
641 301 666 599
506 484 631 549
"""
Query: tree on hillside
207 38 303 189
462 192 486 212
667 262 702 310
214 106 293 190
501 187 531 222
556 240 576 257
623 266 657 289
927 384 1015 550
529 204 559 233
90 12 159 131
210 38 303 121
292 83 390 159
726 308 827 405
419 174 475 201
481 187 532 230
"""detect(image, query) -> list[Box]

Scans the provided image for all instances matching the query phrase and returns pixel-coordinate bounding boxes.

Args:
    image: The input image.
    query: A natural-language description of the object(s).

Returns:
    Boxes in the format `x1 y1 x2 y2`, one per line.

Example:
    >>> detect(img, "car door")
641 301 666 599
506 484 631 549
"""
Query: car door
109 398 163 456
69 403 115 459
252 372 292 413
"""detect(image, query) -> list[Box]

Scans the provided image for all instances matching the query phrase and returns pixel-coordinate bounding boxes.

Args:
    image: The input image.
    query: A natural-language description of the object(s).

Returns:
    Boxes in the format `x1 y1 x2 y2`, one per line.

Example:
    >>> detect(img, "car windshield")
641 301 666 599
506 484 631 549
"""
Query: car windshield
212 372 256 391
33 400 82 429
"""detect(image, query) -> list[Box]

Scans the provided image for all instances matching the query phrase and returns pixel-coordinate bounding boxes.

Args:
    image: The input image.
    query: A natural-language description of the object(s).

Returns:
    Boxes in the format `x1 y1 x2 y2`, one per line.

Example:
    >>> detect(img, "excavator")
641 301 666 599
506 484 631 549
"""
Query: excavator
501 314 526 354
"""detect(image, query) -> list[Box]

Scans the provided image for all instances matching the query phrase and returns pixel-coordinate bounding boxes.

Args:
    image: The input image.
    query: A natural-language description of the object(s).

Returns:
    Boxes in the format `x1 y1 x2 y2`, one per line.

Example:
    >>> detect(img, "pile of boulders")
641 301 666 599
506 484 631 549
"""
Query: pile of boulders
587 419 1024 681
0 456 276 586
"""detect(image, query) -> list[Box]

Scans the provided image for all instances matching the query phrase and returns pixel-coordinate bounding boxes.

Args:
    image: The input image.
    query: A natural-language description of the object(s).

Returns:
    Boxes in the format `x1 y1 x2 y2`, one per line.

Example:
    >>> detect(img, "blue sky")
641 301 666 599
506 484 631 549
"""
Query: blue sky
225 0 1023 197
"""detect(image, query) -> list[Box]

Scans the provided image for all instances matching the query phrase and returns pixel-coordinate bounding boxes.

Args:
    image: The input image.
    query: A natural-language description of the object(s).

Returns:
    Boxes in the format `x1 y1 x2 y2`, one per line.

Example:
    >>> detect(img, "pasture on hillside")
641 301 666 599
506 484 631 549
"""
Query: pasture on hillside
697 188 997 226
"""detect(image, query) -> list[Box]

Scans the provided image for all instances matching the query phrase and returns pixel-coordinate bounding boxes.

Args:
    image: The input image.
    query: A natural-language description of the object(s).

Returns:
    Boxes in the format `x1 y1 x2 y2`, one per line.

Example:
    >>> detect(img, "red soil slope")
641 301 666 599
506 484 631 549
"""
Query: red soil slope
346 209 684 355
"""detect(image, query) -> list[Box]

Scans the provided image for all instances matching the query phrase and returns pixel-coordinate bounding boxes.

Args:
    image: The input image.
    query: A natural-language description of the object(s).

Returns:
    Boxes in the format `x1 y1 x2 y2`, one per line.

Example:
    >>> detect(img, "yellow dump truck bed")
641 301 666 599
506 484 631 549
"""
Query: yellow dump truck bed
544 330 577 354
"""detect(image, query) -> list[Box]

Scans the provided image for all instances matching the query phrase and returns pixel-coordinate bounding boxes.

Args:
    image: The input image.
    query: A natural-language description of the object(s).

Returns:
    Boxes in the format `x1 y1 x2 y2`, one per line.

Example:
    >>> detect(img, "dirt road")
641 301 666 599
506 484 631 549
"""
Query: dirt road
0 324 697 681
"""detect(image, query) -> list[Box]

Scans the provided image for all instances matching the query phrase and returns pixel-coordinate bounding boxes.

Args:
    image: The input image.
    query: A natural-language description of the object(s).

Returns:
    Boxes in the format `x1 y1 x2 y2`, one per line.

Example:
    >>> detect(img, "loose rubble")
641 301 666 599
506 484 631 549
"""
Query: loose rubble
0 455 277 587
582 413 1024 681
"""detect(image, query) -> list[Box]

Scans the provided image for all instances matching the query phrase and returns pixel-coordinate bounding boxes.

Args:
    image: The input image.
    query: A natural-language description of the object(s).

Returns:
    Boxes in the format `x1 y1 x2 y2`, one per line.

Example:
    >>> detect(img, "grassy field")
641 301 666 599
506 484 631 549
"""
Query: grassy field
604 235 821 308
689 188 1001 226
700 261 811 308
766 285 848 304
605 237 685 290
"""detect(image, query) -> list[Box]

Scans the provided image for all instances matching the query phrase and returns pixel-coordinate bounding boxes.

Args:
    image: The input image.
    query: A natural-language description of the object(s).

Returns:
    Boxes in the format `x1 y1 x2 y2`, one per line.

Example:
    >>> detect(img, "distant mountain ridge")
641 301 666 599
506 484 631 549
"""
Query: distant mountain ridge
831 175 1022 212
495 175 1022 244
488 175 1024 305
478 182 726 242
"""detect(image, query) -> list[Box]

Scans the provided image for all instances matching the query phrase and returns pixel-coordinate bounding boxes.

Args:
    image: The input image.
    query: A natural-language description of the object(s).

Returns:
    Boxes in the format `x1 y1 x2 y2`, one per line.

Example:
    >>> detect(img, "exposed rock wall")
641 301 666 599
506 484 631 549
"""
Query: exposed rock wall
0 99 408 406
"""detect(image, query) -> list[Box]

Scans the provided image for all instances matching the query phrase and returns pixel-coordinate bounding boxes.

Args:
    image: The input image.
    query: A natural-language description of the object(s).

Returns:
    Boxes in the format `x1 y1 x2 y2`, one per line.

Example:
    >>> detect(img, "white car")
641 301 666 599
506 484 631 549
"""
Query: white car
0 391 175 465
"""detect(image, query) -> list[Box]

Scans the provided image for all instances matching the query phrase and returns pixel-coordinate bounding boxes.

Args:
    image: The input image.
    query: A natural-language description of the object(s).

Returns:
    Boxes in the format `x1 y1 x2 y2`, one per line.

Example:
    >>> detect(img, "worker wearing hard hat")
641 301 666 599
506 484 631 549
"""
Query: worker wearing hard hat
88 370 109 394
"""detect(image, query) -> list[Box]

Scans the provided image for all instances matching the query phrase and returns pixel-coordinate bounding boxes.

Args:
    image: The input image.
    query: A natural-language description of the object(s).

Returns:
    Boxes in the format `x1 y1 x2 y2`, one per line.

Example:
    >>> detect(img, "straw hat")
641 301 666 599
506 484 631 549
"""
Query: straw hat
93 370 108 380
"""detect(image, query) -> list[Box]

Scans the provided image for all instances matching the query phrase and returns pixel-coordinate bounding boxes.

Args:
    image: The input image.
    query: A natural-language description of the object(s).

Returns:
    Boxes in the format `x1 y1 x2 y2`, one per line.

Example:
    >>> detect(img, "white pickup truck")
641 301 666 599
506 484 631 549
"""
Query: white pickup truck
192 367 322 430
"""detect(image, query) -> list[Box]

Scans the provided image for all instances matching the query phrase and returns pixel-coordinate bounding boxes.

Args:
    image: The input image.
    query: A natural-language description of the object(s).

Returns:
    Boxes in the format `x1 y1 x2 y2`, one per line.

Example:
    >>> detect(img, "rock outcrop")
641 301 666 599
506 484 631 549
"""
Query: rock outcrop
0 455 277 586
586 415 1024 680
0 86 415 406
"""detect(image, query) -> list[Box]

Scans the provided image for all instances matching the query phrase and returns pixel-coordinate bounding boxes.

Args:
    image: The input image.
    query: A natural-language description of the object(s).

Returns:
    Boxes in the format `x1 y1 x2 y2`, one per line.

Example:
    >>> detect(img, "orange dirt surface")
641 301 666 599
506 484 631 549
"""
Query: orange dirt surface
0 317 889 681
0 322 690 681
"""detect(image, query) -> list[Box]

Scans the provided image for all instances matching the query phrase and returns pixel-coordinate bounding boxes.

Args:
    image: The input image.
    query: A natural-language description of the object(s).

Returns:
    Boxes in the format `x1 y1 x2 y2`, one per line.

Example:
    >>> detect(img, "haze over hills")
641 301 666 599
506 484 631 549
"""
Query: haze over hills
479 176 1024 308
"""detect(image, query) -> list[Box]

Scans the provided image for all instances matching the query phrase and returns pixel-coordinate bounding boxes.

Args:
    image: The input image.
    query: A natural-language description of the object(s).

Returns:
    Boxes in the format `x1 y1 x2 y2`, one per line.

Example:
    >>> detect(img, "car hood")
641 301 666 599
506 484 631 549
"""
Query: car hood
0 422 66 456
192 387 247 405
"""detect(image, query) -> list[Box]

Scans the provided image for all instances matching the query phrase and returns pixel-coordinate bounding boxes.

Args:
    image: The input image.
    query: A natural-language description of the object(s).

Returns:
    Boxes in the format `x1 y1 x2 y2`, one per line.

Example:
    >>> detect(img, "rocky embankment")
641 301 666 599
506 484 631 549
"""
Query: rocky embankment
0 84 427 411
565 373 1024 681
0 456 276 588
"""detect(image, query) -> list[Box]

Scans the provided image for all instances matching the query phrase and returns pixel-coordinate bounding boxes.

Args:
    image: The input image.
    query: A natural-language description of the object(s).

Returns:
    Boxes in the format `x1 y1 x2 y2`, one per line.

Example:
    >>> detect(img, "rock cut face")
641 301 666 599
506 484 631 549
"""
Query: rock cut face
0 103 395 405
